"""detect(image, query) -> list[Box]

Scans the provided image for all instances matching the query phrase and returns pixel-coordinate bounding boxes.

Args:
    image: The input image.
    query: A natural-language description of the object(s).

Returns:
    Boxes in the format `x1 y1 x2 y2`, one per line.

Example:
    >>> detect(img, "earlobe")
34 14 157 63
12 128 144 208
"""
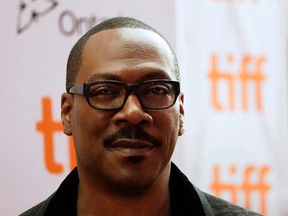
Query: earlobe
178 93 185 136
178 115 185 136
61 93 73 136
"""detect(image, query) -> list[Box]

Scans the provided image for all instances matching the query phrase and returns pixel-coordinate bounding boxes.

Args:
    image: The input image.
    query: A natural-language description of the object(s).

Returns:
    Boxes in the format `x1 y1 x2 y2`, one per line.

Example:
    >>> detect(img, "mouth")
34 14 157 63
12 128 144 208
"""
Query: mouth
103 126 161 158
109 139 156 157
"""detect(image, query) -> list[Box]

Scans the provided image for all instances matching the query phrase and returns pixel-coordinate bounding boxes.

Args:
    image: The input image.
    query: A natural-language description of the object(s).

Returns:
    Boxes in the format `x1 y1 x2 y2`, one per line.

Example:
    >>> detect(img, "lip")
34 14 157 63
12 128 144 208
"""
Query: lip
109 139 155 156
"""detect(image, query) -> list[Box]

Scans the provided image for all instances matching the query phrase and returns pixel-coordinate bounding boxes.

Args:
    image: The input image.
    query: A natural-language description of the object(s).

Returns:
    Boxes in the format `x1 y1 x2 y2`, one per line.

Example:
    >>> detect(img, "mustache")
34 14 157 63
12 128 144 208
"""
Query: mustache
103 126 161 148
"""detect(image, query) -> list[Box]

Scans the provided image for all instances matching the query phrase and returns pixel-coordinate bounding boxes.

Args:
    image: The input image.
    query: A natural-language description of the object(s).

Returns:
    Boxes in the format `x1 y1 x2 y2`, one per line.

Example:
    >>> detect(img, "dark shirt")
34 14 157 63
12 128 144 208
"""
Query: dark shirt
44 163 206 215
20 163 263 216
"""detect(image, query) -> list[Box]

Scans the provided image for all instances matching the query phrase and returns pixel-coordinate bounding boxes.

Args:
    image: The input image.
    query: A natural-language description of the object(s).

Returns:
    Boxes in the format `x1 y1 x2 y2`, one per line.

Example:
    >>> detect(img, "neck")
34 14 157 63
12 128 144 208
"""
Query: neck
77 165 171 216
77 189 171 216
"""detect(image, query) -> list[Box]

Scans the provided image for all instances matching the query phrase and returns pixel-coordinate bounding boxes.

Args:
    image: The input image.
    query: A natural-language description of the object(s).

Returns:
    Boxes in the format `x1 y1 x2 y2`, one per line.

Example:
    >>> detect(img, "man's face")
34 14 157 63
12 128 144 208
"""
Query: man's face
61 28 184 193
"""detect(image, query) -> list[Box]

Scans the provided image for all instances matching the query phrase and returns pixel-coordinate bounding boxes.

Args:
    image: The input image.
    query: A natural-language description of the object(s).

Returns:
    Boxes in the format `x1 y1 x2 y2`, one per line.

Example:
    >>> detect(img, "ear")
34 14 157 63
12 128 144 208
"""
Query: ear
61 93 73 136
178 93 185 136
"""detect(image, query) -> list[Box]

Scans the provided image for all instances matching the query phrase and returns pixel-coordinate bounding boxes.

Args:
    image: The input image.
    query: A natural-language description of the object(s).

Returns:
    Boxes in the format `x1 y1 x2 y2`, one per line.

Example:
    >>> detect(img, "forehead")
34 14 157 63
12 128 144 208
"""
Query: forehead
78 28 176 82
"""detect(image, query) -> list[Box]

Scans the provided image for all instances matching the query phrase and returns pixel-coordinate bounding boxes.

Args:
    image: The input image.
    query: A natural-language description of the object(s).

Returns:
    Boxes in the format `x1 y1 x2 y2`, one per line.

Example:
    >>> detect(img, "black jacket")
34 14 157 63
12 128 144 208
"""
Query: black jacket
20 163 263 216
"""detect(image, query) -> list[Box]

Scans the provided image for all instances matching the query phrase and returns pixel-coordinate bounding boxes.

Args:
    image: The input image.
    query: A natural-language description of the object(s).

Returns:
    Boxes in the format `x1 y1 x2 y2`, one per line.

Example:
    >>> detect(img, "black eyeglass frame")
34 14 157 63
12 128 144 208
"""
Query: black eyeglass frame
68 79 180 110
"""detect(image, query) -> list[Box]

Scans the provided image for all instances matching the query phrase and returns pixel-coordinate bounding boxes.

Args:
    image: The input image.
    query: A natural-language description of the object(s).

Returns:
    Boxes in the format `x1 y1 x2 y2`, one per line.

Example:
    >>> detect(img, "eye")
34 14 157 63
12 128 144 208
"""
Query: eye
151 86 168 95
89 84 120 97
143 84 170 96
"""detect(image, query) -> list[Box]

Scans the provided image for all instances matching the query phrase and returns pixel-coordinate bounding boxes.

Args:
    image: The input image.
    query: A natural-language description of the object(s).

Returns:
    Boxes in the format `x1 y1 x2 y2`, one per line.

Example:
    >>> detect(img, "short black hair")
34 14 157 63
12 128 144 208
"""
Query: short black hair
66 17 179 91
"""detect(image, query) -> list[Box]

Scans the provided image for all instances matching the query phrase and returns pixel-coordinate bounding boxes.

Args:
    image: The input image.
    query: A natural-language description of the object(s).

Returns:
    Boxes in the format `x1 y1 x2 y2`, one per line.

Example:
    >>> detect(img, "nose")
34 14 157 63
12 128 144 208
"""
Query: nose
113 93 153 127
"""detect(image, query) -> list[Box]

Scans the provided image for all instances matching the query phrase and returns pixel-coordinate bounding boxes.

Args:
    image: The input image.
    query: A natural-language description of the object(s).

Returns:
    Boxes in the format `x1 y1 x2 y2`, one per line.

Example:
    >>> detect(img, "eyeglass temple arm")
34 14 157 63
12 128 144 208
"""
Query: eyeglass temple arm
68 84 84 95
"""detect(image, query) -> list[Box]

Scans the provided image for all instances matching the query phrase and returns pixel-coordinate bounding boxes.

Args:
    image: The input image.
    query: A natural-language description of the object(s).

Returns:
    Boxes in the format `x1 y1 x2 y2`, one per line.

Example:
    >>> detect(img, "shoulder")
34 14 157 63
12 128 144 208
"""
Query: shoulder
19 168 79 216
19 193 55 216
203 192 263 216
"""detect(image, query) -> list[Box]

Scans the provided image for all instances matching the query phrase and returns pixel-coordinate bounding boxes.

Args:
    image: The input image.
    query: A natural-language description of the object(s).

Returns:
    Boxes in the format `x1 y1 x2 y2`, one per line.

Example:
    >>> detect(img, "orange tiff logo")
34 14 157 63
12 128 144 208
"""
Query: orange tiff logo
36 97 76 174
208 54 266 112
210 164 270 214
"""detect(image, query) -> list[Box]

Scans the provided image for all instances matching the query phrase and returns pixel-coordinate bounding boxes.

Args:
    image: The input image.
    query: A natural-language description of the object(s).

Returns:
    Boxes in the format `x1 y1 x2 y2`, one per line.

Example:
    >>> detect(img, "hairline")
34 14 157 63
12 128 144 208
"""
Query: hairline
66 17 180 91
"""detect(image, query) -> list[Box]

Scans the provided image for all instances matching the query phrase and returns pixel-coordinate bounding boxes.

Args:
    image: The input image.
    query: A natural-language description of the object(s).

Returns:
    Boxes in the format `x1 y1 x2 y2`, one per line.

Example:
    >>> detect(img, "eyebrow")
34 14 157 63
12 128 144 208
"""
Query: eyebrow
87 73 119 82
87 70 172 82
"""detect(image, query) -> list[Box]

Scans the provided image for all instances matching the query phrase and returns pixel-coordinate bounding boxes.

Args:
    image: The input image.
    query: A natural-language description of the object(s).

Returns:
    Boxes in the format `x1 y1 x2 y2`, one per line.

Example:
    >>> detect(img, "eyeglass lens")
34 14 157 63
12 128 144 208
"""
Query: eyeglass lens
87 81 177 110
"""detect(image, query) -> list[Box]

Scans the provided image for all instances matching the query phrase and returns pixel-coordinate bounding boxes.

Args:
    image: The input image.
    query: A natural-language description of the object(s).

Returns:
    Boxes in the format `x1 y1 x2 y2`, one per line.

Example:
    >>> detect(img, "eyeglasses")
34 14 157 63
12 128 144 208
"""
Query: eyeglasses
68 79 180 110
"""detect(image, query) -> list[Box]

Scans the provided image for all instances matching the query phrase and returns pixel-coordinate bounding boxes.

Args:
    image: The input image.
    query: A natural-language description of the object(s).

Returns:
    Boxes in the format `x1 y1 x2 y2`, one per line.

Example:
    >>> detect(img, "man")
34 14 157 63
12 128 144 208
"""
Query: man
21 17 262 216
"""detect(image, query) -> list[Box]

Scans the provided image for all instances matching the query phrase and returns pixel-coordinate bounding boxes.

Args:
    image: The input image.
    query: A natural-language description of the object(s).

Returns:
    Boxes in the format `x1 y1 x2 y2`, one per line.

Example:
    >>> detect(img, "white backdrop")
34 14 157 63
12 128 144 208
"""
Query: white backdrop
173 1 288 216
0 1 287 215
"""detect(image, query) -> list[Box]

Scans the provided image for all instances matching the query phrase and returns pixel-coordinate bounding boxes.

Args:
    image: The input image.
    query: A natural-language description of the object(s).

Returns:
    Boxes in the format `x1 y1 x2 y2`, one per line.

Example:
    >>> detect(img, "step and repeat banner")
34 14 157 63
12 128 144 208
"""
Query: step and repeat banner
173 1 288 216
0 0 287 215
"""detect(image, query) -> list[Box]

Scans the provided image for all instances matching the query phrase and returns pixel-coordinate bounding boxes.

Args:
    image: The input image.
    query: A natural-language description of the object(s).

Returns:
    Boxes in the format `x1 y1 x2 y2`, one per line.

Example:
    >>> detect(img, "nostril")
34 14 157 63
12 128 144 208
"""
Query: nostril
114 110 153 127
112 94 153 126
115 117 151 127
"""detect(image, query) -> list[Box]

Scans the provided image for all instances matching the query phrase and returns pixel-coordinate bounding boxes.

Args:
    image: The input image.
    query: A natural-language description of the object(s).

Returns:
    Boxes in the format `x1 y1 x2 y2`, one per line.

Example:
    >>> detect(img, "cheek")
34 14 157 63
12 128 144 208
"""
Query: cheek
159 109 180 130
71 104 112 147
71 106 115 166
155 109 180 146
